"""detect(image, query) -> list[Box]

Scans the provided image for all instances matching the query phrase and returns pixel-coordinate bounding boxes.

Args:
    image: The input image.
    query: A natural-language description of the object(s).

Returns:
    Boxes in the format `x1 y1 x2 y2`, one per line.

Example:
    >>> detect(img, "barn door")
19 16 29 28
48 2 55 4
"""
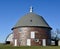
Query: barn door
27 39 31 46
14 39 17 46
42 39 46 46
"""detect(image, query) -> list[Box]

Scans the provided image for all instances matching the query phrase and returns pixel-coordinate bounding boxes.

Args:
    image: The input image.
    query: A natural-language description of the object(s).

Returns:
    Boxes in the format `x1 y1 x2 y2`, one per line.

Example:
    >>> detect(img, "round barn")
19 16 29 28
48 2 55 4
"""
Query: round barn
9 7 52 46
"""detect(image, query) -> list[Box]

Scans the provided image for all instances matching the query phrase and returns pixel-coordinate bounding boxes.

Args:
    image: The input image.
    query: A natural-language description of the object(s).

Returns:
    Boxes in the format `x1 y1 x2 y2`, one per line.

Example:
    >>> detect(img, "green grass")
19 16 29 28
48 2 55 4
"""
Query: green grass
0 44 60 49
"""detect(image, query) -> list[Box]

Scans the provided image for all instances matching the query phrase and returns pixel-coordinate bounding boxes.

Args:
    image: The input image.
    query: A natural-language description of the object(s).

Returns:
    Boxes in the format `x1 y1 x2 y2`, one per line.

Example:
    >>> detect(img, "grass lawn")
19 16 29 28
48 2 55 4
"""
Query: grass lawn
0 44 60 49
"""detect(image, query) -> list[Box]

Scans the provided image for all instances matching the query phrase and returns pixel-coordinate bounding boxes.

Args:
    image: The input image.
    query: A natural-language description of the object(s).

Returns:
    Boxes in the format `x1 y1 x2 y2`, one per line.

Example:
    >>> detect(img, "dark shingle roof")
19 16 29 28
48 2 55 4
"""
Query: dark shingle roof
12 12 52 29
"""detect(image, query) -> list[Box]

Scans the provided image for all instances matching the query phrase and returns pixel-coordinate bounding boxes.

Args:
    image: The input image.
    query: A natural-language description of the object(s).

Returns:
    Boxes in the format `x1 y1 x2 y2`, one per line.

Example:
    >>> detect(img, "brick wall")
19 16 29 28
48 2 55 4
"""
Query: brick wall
13 27 51 46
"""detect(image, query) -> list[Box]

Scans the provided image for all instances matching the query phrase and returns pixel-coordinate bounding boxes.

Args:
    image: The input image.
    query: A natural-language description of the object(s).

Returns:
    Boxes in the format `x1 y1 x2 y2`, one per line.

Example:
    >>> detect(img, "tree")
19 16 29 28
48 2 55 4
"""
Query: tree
56 29 60 40
51 30 57 40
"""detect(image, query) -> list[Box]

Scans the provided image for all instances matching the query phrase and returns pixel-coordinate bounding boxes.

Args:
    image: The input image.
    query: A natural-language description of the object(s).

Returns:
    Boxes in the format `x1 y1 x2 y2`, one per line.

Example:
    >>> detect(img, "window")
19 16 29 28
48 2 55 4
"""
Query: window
19 28 28 33
31 31 35 38
34 39 39 42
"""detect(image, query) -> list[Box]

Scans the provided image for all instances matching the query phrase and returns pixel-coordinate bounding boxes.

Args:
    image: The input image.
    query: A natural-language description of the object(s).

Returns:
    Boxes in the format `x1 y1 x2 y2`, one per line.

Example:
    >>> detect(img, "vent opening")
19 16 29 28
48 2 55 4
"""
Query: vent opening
30 20 32 22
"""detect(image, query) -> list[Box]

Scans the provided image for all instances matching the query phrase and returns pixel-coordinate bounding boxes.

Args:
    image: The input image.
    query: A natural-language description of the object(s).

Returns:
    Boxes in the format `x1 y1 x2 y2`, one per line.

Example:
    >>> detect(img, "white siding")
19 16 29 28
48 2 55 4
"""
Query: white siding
58 40 60 46
51 41 55 45
6 33 13 41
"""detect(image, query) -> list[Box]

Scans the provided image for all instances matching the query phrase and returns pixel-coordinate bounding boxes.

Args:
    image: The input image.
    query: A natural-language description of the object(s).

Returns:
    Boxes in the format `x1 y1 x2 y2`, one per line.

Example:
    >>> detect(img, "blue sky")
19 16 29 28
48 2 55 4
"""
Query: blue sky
0 0 60 43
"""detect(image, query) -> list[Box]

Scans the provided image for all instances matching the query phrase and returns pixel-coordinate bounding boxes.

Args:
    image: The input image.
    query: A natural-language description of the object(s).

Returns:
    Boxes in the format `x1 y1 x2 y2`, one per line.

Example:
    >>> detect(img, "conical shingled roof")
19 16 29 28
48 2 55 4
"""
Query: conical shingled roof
12 12 52 29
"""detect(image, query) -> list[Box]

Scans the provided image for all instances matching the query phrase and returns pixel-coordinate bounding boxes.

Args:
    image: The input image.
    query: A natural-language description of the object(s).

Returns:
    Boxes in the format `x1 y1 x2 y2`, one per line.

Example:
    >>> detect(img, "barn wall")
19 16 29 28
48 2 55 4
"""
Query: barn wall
13 27 51 46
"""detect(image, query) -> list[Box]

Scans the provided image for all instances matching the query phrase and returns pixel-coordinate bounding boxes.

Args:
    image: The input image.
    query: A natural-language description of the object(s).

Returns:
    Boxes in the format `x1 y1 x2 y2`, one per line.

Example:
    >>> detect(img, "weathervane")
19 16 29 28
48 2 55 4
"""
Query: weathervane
30 6 33 12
